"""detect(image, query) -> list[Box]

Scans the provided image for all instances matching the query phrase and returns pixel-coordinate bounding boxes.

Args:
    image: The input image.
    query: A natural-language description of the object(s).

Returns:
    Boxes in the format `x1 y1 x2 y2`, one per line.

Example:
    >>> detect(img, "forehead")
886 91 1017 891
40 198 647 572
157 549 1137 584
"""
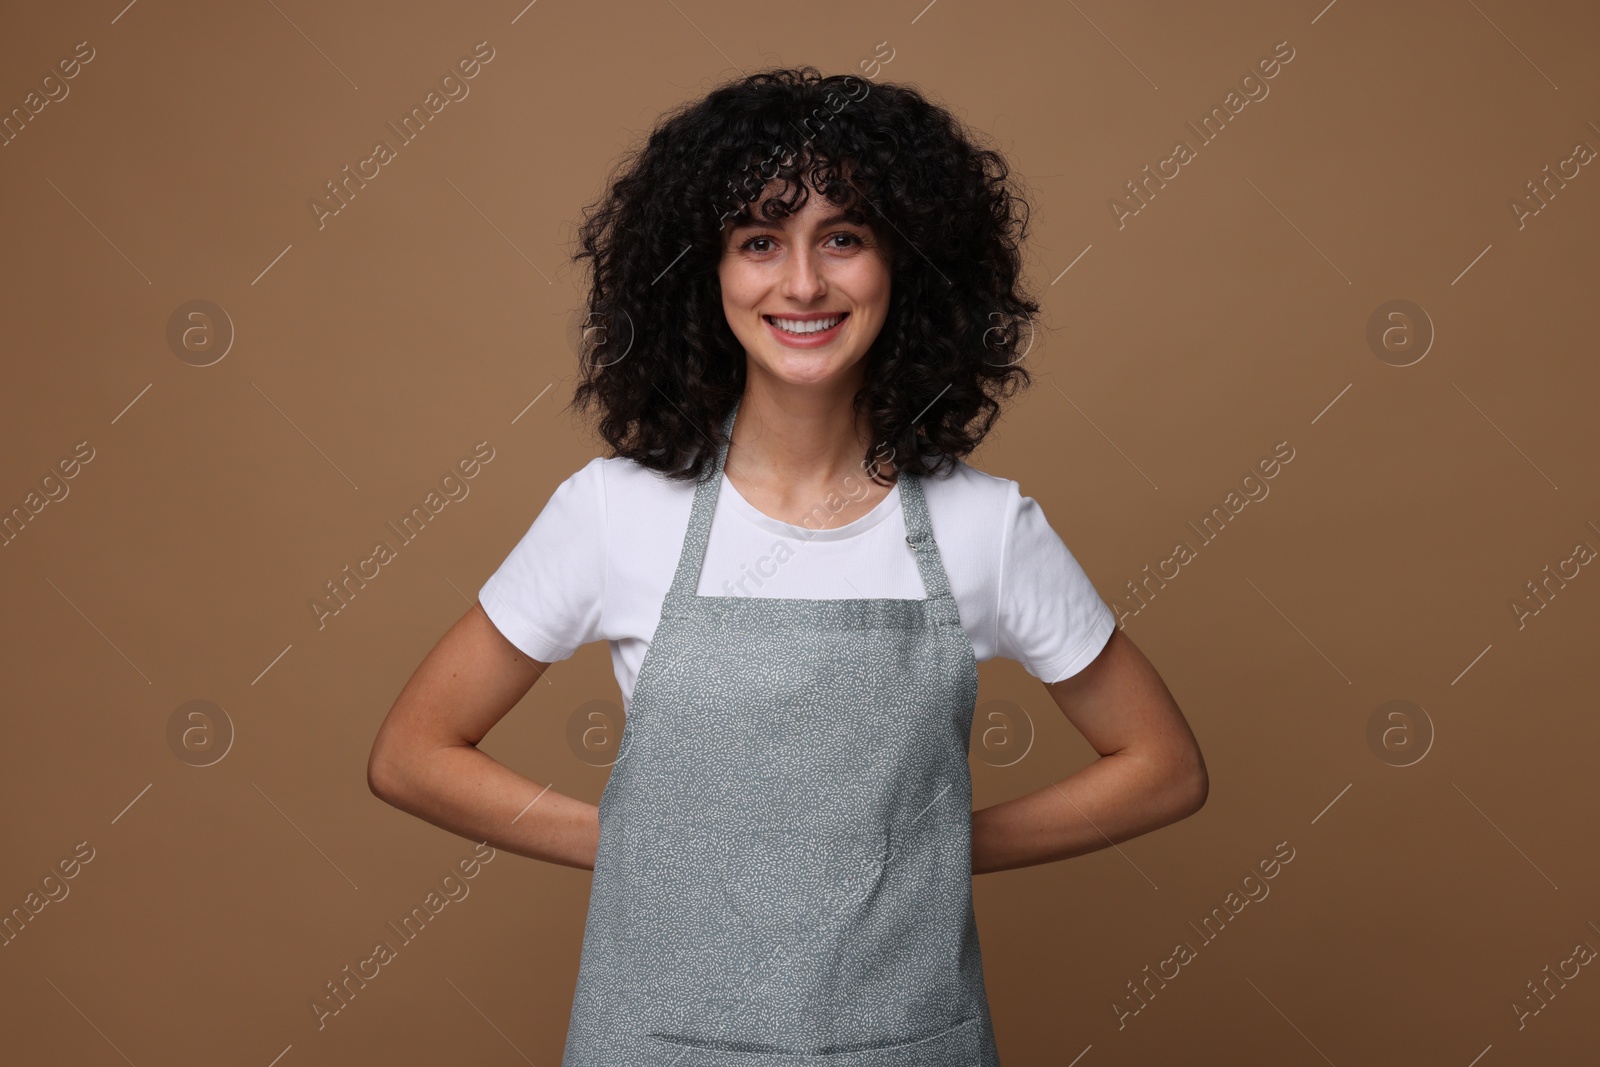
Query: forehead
729 188 870 230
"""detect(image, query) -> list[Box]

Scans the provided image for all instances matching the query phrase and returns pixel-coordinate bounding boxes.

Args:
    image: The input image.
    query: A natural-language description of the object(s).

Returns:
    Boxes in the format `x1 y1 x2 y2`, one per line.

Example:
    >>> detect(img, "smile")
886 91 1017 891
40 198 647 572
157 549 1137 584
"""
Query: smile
763 313 848 344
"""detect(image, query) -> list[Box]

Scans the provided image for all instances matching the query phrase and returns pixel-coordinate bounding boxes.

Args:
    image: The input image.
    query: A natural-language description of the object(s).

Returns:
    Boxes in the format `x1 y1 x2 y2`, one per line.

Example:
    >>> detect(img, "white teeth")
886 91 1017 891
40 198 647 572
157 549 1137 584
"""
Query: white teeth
768 314 843 335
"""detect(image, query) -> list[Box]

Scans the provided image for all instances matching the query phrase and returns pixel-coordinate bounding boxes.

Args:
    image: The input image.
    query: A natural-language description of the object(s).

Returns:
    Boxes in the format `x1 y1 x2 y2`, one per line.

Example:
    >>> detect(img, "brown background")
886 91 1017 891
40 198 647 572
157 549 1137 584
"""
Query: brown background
2 0 1597 1063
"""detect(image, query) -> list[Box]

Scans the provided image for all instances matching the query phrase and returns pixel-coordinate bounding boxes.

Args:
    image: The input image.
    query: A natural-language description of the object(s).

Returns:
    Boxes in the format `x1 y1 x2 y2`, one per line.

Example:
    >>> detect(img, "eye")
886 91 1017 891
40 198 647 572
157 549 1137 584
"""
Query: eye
738 232 864 254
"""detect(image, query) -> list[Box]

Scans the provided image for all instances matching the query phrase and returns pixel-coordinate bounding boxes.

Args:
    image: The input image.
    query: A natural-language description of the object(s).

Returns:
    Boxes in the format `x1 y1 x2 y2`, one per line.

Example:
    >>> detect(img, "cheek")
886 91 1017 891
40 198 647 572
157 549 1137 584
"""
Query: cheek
716 268 765 341
718 260 761 308
842 262 891 314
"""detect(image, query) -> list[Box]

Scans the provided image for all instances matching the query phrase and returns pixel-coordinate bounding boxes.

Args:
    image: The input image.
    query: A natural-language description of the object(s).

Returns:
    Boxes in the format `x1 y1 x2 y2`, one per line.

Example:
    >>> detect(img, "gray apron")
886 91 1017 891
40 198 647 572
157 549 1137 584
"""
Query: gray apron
562 399 1000 1066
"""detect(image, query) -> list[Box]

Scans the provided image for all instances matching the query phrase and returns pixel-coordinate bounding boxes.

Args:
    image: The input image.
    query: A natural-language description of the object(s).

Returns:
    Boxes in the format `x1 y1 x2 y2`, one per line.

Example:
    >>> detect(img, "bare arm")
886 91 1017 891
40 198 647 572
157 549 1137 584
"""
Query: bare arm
971 627 1207 875
367 602 600 871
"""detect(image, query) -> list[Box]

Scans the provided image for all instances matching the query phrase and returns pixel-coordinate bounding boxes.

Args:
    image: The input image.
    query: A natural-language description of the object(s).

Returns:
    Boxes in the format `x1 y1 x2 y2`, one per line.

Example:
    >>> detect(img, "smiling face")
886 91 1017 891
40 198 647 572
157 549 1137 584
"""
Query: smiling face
717 175 892 394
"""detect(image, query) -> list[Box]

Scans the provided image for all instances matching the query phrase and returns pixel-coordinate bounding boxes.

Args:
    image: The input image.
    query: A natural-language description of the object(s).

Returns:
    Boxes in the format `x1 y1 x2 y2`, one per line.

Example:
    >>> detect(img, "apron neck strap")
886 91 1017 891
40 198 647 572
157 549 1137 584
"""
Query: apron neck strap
665 397 957 603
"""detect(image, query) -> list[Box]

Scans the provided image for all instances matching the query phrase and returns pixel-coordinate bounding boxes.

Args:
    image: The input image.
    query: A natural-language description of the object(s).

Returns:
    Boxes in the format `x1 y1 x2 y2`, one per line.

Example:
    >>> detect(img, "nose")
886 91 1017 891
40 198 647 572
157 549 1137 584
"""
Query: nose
780 241 827 303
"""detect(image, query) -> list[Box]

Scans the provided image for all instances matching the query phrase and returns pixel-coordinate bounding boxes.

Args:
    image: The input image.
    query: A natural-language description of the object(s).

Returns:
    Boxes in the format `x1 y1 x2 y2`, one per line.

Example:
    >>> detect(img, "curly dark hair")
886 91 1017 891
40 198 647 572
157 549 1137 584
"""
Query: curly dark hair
566 65 1039 484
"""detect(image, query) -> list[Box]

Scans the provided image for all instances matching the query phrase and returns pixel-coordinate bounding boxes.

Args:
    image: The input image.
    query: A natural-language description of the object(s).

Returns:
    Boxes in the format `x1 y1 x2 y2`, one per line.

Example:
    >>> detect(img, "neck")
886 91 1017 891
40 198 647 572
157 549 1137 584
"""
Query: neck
727 375 889 487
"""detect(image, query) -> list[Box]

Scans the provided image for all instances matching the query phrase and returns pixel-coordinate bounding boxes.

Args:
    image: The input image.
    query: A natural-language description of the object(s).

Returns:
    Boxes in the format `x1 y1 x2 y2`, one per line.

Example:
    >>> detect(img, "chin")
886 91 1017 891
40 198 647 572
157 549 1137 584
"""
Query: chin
763 363 848 385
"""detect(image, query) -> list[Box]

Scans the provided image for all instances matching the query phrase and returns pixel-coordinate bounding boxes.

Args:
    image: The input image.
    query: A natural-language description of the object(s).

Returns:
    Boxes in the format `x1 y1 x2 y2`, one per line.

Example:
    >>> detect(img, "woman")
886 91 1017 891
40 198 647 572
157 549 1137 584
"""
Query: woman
368 67 1206 1065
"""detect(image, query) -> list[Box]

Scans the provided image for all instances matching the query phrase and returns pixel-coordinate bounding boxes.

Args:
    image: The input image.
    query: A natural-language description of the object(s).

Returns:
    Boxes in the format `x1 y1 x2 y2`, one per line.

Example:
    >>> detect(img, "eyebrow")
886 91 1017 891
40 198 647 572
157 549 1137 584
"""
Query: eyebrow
730 210 868 232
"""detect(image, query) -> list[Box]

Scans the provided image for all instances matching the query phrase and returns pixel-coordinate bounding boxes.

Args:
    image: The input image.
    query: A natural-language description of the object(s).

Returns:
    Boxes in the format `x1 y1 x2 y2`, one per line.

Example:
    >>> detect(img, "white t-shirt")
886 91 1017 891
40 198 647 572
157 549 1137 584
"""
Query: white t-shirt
479 455 1116 710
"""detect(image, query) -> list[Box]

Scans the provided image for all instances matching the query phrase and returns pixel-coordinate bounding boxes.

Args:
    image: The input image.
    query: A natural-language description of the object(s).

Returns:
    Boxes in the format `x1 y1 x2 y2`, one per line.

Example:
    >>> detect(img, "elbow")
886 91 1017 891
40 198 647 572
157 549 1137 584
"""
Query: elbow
1126 745 1207 826
1174 750 1208 819
366 743 402 804
1143 740 1206 824
1185 763 1209 816
368 735 457 808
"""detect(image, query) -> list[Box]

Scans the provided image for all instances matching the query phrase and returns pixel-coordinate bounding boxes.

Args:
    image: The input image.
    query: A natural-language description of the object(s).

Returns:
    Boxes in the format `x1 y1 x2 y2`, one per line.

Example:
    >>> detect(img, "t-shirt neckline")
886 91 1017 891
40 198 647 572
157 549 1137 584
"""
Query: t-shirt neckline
718 470 902 541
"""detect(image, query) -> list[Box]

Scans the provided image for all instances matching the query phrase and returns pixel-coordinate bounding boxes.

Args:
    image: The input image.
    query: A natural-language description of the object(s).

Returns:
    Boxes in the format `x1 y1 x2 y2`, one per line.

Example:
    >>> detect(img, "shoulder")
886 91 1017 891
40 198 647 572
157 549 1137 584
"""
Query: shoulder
915 456 1020 521
575 456 703 537
590 454 698 502
549 454 696 495
510 456 671 534
913 459 1021 580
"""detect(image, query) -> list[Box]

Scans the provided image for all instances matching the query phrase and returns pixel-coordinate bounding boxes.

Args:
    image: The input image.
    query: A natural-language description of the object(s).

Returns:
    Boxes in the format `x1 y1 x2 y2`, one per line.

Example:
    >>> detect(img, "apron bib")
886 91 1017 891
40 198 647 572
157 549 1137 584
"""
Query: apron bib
562 399 1000 1066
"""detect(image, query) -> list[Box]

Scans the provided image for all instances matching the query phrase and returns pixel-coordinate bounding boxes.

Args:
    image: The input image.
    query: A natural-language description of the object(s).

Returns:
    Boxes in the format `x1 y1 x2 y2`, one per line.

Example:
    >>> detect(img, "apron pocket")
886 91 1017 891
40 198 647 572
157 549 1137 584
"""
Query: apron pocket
639 1014 982 1066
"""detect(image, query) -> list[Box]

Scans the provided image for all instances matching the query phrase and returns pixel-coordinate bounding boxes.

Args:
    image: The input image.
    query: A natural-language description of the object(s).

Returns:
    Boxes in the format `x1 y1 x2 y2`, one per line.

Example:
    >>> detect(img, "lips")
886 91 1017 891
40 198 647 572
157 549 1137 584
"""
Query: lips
764 312 848 337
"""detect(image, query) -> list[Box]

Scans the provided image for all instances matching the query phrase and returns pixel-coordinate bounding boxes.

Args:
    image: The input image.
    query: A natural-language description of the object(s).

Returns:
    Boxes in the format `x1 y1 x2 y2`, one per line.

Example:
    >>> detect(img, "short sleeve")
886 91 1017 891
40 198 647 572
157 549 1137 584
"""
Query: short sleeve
477 457 607 662
996 482 1116 683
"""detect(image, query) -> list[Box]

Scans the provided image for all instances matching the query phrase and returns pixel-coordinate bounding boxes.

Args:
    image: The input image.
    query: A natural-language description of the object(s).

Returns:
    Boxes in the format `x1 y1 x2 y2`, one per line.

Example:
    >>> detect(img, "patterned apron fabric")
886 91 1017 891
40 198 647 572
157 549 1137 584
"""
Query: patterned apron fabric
562 399 1000 1065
